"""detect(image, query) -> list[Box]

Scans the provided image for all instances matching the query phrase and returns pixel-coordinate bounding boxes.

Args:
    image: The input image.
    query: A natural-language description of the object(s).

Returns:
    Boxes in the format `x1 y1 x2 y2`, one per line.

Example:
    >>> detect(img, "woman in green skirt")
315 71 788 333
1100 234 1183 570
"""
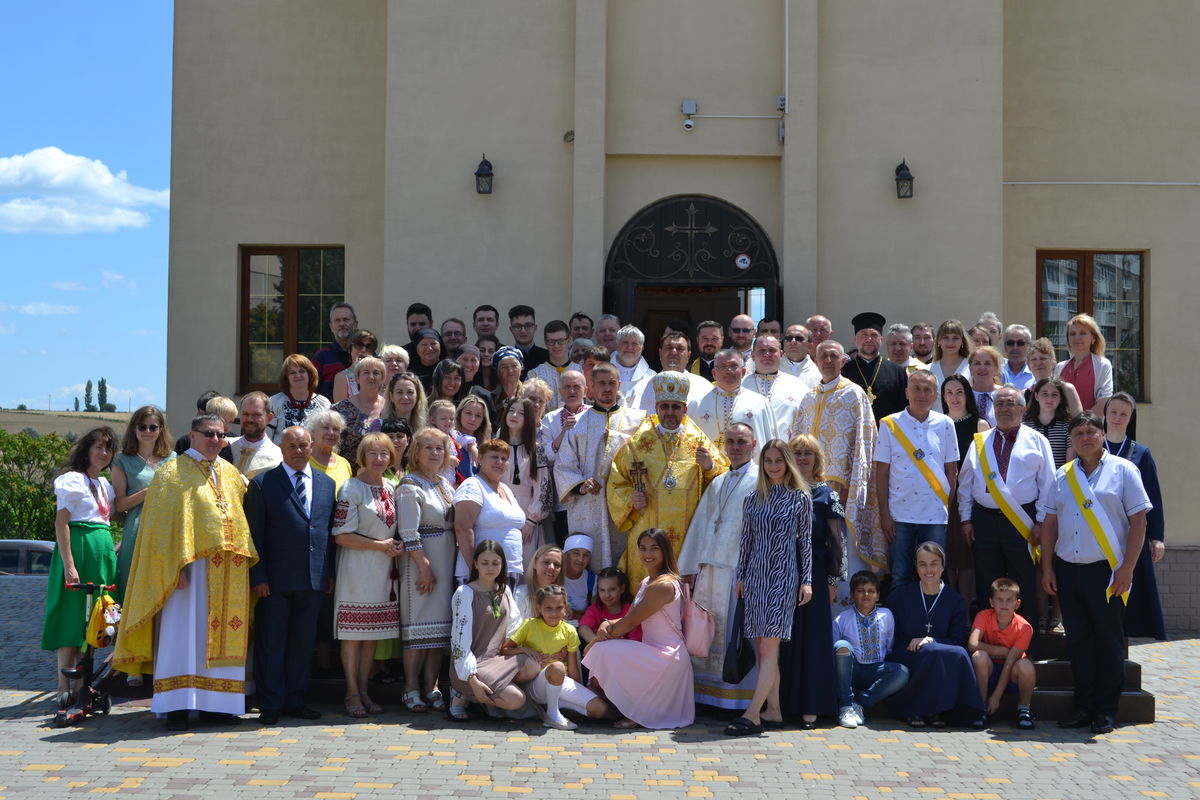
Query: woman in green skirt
41 426 119 696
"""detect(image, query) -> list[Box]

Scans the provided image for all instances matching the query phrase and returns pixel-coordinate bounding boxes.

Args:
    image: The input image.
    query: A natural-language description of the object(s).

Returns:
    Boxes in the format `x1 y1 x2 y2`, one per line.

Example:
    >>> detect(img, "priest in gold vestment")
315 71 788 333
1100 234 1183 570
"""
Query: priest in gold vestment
114 413 258 729
607 372 728 586
788 341 885 602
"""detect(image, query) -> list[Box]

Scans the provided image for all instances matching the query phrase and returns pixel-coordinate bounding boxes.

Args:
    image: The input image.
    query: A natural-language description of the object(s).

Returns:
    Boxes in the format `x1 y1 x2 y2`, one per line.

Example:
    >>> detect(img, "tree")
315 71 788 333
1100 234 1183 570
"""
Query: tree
74 396 80 412
98 377 117 413
84 379 97 412
0 429 70 540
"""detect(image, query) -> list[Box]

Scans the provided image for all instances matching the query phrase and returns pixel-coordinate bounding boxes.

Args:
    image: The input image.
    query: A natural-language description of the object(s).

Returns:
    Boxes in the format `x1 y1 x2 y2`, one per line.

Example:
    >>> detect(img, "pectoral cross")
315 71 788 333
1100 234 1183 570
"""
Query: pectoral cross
925 622 933 634
629 459 649 494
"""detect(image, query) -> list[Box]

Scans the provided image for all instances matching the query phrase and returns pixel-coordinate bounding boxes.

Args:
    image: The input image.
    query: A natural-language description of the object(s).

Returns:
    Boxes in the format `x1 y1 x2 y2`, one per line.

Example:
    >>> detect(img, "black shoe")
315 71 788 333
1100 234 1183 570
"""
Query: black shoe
258 711 281 725
198 711 241 725
165 710 189 731
282 706 322 720
1090 714 1115 734
1058 710 1092 729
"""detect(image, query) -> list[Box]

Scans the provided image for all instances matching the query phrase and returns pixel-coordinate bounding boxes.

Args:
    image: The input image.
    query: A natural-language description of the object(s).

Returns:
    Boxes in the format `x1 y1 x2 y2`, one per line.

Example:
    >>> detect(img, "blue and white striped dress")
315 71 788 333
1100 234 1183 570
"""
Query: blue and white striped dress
737 484 813 639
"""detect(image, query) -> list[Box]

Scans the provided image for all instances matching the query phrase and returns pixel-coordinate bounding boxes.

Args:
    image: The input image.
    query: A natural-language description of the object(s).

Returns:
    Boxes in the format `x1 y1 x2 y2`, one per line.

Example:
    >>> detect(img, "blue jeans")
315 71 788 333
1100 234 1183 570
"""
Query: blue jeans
834 640 910 709
888 522 947 588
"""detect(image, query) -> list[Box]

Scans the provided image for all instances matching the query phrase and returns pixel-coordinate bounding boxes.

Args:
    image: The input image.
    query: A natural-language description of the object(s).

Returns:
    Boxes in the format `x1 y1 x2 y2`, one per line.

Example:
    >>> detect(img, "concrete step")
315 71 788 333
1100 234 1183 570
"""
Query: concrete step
1030 634 1128 661
1026 688 1155 724
1034 659 1142 689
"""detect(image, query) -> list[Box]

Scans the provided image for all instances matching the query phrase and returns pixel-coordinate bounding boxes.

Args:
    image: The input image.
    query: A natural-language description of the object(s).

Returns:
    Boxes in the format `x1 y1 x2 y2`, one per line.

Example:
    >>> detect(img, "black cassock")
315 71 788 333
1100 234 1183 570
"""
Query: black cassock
842 356 908 421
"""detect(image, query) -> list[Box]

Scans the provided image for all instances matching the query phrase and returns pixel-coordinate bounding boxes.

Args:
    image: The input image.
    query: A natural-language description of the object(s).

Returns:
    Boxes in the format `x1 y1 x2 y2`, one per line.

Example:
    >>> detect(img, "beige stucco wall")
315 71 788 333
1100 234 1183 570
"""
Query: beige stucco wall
1004 0 1200 545
382 0 576 344
815 0 1004 336
167 0 385 427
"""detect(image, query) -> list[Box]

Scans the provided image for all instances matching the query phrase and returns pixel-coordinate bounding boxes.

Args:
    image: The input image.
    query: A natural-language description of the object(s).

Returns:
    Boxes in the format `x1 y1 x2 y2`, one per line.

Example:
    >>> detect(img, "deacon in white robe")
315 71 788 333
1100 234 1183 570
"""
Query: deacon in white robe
678 424 760 709
554 362 646 569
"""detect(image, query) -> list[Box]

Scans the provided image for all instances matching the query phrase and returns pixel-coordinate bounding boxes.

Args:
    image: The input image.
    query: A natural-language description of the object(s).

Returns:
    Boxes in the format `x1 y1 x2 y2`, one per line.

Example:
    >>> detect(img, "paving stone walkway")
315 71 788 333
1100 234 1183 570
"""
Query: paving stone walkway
3 577 1197 799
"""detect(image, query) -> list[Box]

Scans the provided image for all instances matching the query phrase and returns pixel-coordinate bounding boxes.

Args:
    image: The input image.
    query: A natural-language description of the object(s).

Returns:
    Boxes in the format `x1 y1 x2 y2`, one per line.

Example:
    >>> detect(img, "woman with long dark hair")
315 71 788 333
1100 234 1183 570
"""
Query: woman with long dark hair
112 407 175 606
41 426 120 698
499 397 553 570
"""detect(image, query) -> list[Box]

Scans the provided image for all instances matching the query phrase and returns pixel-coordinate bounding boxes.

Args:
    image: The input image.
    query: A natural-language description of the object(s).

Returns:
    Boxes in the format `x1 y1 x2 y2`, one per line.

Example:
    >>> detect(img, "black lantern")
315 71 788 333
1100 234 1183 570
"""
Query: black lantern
894 159 914 199
474 155 494 195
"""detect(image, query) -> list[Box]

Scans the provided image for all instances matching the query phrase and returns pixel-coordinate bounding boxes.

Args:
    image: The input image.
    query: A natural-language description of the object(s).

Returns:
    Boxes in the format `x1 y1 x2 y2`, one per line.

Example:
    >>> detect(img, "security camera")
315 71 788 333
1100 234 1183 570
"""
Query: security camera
683 117 695 131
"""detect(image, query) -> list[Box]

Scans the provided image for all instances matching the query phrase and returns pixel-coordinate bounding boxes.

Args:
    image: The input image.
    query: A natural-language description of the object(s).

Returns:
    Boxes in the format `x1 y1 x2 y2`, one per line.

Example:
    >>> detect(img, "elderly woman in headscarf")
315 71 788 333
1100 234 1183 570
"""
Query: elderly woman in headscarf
491 346 525 415
409 328 444 396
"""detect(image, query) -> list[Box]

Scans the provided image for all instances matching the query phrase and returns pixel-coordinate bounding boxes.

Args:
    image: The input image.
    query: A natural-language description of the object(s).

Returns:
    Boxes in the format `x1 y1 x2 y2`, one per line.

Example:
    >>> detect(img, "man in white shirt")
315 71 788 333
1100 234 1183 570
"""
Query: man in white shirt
692 349 775 450
781 323 821 389
874 370 959 588
959 384 1057 611
742 334 810 439
229 392 283 479
1039 413 1152 734
527 320 577 411
1000 324 1036 390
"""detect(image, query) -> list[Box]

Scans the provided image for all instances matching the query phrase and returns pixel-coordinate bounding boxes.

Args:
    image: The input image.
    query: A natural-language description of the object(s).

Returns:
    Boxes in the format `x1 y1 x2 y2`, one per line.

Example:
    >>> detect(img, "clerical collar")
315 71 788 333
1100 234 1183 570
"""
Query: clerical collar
656 423 681 436
785 356 810 367
728 460 753 475
819 376 841 389
753 371 780 378
856 354 880 364
716 385 740 397
591 402 621 414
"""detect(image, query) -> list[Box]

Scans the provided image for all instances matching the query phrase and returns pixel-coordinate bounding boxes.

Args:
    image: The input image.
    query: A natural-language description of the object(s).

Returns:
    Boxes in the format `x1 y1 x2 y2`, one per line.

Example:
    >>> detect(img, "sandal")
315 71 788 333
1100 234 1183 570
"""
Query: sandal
424 689 446 712
344 694 368 719
724 716 764 737
447 700 470 722
1017 708 1036 730
402 690 428 713
361 695 384 714
930 715 947 729
907 716 927 728
612 718 640 729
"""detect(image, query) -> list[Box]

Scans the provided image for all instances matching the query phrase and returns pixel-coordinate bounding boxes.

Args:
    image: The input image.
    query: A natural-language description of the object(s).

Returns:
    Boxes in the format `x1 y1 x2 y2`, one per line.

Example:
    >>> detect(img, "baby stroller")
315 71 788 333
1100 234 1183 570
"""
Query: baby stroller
53 582 120 728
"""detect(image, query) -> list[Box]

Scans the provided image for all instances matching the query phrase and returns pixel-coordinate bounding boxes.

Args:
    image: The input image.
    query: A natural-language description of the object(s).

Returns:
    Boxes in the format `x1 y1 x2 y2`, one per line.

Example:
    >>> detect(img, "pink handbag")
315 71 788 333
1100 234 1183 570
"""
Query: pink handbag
675 580 715 657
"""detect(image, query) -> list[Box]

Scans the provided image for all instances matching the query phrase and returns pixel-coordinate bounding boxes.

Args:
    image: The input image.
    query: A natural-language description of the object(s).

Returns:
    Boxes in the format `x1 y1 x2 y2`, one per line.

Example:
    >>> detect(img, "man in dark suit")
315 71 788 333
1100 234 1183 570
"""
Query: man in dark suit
244 426 337 725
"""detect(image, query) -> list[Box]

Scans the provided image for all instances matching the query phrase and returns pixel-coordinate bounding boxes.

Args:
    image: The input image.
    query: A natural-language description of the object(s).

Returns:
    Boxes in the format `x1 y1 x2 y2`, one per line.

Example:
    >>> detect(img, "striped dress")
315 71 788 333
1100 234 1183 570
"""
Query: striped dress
736 484 813 639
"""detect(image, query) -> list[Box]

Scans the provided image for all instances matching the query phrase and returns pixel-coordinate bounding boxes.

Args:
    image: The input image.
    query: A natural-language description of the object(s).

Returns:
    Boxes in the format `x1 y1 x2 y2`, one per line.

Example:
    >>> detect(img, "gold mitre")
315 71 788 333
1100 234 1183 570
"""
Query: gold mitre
653 371 689 405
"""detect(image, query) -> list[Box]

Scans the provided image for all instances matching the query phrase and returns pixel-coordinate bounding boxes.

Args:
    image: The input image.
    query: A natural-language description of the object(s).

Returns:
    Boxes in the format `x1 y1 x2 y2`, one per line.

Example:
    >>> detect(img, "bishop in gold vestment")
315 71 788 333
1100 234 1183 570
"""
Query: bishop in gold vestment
114 418 258 720
606 372 728 586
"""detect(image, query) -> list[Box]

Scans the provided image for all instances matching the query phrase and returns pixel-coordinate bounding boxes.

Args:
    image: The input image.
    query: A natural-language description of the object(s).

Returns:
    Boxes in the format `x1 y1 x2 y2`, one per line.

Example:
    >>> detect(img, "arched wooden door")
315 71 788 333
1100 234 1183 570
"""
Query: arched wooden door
604 195 781 341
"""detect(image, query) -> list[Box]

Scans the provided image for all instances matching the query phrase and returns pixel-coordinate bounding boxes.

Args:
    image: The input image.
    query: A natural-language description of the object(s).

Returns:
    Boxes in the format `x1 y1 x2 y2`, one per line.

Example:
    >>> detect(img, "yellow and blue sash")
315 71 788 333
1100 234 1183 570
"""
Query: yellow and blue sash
1064 458 1129 604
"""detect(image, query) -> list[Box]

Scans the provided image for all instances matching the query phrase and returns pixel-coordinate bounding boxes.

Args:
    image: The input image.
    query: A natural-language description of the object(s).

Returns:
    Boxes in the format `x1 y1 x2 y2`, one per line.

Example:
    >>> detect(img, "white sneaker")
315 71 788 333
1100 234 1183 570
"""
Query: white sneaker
544 712 578 731
838 706 859 729
852 703 865 725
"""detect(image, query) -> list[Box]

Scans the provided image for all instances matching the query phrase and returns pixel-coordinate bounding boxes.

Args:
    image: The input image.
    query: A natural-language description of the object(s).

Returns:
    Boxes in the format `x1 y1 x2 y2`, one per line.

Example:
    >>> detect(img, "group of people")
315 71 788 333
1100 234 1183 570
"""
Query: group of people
39 300 1164 738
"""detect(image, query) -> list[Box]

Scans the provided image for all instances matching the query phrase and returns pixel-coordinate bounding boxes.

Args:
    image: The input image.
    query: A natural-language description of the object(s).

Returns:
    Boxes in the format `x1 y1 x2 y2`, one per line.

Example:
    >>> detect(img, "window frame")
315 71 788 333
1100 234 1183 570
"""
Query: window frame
1035 249 1148 402
238 244 344 394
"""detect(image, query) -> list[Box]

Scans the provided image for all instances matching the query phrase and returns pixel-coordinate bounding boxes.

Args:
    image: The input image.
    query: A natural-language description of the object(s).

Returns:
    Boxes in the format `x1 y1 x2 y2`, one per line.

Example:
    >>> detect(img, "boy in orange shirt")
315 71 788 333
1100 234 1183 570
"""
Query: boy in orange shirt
968 577 1036 729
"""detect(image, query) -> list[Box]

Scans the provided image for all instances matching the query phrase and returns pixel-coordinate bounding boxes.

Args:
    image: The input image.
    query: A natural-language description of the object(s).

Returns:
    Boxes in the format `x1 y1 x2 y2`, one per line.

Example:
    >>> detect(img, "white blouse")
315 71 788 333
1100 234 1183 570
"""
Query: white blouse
54 471 114 523
450 583 520 680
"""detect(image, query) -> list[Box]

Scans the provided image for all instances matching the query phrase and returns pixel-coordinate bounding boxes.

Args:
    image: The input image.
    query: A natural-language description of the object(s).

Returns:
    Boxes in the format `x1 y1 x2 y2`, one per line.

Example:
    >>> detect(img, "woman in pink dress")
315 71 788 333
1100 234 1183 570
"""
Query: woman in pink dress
1054 313 1113 413
582 528 695 730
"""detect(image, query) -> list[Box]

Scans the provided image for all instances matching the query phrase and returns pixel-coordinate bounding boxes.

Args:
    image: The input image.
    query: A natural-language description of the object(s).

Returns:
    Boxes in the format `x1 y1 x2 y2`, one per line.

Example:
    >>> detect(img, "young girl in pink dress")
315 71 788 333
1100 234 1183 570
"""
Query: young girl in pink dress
582 529 694 729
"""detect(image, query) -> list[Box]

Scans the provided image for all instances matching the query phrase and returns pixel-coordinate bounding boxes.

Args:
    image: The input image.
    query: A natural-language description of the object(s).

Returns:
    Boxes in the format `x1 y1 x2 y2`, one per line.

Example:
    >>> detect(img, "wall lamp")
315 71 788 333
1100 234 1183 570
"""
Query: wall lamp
474 155 494 194
894 160 914 199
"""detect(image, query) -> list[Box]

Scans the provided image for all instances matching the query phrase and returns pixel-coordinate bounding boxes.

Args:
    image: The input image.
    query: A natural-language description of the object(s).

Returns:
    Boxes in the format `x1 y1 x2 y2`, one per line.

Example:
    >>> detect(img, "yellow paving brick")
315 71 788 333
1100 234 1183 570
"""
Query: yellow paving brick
643 755 661 761
917 788 945 793
458 775 491 781
528 754 552 760
714 775 740 782
1139 758 1163 763
646 780 684 787
473 744 496 749
584 742 617 749
319 766 345 772
696 757 720 762
610 795 638 800
80 743 106 749
433 738 456 743
774 742 794 748
860 753 883 759
327 757 352 762
492 788 534 794
247 780 289 786
354 783 394 790
112 748 149 753
985 778 1011 784
876 738 900 743
580 763 598 769
66 783 88 788
23 765 64 771
512 767 548 773
656 769 681 775
659 747 677 753
878 789 893 794
827 743 851 750
218 760 256 766
43 778 60 783
605 773 625 779
387 745 411 751
800 774 831 780
0 751 23 756
89 789 119 794
1110 776 1136 782
215 732 239 738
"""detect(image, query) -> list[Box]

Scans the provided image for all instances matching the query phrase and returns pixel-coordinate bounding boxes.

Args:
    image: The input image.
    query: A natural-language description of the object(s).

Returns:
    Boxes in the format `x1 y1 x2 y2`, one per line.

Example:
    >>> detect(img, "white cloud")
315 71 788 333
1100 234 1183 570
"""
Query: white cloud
0 146 168 234
12 302 79 316
0 323 14 335
50 280 90 292
102 271 137 290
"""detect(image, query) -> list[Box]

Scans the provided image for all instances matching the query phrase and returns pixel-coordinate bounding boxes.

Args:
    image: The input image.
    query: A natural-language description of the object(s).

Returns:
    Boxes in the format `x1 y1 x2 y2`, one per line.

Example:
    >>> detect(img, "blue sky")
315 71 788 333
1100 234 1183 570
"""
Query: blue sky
0 2 172 411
